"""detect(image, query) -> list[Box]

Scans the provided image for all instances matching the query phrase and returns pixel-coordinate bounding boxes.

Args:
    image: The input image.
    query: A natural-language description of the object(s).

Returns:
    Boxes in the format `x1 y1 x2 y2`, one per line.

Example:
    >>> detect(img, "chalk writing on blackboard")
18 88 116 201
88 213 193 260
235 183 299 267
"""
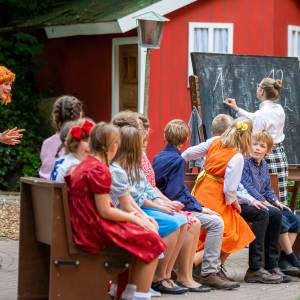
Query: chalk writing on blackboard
213 68 225 101
266 69 284 81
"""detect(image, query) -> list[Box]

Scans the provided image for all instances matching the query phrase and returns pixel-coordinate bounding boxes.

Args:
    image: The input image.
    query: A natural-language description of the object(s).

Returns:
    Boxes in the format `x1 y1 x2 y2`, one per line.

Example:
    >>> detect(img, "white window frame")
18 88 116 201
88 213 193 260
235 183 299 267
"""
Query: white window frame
111 37 147 116
288 25 300 58
188 22 233 79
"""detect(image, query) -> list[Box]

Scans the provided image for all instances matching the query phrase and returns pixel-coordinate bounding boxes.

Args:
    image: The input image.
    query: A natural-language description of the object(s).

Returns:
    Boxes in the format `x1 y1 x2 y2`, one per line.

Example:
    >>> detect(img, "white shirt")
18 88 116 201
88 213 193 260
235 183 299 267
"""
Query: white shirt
56 153 80 183
181 137 244 204
237 100 285 144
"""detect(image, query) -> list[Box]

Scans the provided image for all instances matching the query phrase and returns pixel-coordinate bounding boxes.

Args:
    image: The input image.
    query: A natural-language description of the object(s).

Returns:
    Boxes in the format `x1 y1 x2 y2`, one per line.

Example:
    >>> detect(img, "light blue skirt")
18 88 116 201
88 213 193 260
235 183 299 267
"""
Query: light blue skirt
142 207 187 237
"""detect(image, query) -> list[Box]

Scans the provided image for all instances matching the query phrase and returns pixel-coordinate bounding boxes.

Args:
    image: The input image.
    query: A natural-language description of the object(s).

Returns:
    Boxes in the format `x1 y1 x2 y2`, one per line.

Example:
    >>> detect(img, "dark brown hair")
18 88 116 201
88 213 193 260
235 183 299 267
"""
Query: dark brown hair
164 119 189 147
113 126 142 183
52 95 83 131
89 122 120 165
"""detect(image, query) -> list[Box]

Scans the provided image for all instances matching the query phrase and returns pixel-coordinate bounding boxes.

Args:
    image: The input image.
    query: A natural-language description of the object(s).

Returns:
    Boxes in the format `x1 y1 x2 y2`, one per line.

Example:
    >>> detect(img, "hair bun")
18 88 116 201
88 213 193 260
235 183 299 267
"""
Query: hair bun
274 79 282 90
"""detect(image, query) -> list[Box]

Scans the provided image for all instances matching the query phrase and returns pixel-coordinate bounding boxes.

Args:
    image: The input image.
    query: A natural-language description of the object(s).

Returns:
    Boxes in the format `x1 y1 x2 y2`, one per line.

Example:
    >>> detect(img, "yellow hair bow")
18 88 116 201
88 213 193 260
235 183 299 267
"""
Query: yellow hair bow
235 120 248 132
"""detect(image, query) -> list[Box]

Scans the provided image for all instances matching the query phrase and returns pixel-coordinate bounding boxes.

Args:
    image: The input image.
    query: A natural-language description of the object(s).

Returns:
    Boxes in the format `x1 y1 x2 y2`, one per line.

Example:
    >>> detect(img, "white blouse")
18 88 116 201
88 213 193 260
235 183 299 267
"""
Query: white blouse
181 137 244 205
237 100 285 144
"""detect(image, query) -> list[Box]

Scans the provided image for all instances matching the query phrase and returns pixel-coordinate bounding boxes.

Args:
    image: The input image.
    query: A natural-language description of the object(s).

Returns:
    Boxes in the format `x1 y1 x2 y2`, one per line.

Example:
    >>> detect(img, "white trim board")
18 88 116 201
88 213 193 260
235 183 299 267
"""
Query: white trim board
111 37 147 117
45 0 197 38
288 25 300 58
188 22 234 82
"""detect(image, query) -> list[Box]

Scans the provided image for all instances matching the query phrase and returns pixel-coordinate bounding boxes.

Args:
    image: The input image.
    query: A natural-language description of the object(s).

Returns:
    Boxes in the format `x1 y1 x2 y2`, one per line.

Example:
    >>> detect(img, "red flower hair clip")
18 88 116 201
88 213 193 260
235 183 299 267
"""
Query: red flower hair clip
70 119 94 141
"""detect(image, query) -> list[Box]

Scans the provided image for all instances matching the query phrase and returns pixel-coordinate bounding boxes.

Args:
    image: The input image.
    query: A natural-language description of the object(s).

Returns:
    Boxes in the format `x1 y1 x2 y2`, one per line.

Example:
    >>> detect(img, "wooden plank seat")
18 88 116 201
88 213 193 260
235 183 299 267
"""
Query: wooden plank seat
18 177 133 300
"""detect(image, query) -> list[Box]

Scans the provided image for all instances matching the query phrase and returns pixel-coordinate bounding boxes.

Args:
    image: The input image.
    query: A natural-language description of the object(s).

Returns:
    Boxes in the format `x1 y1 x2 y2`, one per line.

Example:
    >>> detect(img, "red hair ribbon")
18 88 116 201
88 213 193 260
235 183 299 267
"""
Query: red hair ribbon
70 119 94 140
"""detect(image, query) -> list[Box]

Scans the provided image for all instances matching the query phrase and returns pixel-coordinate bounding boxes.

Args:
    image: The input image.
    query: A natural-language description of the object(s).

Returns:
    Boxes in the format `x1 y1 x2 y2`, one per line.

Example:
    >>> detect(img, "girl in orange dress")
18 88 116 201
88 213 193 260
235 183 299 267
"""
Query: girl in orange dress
65 122 166 300
182 118 255 258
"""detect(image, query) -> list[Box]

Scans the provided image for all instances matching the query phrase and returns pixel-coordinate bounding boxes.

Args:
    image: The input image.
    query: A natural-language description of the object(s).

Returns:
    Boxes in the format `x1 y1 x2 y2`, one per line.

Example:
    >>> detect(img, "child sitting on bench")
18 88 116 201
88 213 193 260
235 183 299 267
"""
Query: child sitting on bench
153 119 240 290
65 122 166 300
51 119 94 182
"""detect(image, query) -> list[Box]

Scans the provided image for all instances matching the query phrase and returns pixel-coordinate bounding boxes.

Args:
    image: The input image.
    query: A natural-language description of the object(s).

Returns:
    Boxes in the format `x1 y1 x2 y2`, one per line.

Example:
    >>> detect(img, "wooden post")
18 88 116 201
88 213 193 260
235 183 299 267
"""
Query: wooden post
143 48 151 117
189 75 206 141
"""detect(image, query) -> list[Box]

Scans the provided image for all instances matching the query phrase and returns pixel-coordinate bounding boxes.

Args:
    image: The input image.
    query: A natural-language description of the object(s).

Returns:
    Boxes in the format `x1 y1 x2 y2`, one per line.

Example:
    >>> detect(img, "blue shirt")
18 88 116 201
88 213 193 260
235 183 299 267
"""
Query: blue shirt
153 144 203 212
241 157 277 202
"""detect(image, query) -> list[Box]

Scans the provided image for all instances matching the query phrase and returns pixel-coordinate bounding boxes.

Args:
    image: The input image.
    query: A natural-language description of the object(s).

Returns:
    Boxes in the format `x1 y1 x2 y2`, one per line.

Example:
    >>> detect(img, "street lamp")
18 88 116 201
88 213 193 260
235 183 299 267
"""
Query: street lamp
135 12 169 115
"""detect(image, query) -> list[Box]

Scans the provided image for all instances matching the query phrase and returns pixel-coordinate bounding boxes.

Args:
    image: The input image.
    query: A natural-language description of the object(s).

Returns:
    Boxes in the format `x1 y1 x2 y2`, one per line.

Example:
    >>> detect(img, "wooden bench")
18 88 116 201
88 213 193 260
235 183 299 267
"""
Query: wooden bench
18 177 133 300
184 172 300 259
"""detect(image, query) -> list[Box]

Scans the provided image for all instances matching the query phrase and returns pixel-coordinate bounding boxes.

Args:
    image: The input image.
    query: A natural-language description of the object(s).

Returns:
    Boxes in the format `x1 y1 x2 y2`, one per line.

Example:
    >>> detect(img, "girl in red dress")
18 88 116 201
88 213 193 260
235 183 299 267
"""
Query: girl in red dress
66 122 166 300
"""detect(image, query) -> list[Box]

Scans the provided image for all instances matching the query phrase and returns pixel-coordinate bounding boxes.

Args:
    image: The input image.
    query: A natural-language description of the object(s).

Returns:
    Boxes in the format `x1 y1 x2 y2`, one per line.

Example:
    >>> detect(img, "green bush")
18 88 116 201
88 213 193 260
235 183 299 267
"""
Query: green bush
0 32 45 190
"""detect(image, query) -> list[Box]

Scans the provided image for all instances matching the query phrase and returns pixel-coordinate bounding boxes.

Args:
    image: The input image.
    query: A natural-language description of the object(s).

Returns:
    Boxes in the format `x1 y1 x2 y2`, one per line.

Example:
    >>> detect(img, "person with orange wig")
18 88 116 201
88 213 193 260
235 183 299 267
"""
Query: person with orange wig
0 66 24 145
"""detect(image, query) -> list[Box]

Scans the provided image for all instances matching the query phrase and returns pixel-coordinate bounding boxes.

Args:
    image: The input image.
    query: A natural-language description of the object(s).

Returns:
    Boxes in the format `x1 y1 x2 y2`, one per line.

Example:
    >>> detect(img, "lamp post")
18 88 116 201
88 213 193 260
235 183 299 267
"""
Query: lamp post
135 12 169 116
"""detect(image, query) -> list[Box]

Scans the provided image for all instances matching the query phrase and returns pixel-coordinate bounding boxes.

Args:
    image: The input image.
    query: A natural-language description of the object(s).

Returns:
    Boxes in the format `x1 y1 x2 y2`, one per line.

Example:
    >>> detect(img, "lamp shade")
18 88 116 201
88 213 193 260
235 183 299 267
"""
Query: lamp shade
135 11 169 48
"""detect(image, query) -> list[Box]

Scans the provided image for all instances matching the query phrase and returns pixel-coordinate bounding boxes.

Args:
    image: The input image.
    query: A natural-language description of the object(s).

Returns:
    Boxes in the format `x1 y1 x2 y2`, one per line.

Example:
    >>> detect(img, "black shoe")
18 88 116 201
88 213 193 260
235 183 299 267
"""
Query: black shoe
192 264 202 282
268 267 292 283
151 279 188 294
286 252 300 269
176 281 211 293
278 259 300 277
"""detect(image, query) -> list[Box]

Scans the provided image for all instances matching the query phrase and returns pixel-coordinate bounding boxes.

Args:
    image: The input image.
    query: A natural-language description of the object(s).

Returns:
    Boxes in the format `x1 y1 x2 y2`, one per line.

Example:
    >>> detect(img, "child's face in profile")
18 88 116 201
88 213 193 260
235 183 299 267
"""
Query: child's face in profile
251 139 268 163
76 140 90 160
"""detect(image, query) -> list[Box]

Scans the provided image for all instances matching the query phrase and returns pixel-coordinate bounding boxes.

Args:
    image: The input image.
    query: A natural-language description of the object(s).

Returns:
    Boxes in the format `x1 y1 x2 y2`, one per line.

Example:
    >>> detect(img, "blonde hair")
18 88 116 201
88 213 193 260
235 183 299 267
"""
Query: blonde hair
113 126 142 183
259 77 282 100
89 122 120 165
222 117 253 155
211 114 234 136
164 119 189 147
252 130 274 153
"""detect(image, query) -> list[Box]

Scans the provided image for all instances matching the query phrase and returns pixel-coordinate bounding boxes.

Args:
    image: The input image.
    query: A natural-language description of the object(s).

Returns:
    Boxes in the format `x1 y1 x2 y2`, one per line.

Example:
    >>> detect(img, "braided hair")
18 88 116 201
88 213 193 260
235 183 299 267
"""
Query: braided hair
52 95 83 131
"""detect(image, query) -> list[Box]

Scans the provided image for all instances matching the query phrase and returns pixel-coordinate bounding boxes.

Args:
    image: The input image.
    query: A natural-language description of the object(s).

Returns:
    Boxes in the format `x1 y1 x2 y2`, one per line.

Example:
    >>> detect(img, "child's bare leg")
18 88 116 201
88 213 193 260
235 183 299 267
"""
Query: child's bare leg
153 229 179 282
131 258 159 292
279 232 294 254
165 224 188 278
177 222 201 287
221 252 230 264
288 232 297 248
194 250 204 266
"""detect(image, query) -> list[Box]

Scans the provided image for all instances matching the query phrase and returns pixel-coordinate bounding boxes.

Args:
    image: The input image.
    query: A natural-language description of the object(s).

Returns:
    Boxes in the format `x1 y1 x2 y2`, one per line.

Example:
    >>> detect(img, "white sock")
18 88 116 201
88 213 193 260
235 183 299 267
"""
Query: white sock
121 284 137 300
108 283 117 297
132 291 151 300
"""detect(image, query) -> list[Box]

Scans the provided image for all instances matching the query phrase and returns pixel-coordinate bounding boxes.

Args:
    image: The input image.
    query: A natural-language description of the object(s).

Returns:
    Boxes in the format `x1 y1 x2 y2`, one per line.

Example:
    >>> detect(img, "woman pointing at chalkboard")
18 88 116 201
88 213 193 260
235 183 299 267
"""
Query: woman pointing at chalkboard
224 78 288 204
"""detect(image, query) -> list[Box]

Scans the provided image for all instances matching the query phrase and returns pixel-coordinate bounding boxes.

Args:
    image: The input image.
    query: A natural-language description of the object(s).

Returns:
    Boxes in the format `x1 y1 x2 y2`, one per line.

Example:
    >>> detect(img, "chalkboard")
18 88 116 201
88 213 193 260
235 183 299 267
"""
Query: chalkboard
191 53 300 165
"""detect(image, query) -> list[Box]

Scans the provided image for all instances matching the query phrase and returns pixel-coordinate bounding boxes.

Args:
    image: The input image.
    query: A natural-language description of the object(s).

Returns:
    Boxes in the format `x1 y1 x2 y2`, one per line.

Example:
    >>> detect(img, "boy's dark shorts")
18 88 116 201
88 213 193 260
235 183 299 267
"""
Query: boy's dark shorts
280 208 300 234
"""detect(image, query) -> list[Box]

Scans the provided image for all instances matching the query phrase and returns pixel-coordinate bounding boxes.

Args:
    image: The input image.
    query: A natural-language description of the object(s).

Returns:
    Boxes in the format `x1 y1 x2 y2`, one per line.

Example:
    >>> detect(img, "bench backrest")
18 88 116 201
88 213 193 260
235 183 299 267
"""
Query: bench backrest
20 177 78 254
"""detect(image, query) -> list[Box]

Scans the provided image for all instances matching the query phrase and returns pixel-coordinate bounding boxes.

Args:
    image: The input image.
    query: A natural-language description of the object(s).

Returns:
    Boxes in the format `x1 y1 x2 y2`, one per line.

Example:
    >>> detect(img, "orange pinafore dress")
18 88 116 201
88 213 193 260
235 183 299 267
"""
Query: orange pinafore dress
193 139 255 253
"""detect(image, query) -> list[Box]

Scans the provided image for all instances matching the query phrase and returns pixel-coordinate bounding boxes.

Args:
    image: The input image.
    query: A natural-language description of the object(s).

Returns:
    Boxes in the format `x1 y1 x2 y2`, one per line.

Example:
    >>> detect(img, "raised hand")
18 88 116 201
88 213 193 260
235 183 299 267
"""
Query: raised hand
0 127 25 145
223 98 239 111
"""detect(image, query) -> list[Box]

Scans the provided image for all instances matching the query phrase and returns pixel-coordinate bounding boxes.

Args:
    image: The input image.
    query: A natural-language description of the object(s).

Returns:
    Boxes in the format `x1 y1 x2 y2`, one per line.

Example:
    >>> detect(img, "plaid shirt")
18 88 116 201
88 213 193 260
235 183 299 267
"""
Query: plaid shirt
241 157 277 202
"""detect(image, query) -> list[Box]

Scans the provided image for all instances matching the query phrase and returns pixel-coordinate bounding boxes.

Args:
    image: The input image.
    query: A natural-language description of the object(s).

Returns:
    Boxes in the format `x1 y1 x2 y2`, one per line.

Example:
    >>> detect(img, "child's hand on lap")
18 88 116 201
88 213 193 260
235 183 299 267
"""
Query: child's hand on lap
251 200 269 210
274 200 292 212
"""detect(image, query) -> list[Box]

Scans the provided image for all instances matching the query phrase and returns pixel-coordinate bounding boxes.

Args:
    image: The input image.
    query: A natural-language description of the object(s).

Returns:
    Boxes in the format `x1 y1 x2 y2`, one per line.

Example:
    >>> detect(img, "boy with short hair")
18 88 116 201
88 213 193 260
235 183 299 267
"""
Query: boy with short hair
239 130 300 280
153 119 239 290
211 114 233 136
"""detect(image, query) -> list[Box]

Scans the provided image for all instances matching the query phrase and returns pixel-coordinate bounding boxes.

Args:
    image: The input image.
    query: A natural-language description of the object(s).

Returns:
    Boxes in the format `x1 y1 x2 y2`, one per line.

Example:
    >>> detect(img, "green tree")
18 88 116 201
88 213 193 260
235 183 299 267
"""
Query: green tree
0 32 44 189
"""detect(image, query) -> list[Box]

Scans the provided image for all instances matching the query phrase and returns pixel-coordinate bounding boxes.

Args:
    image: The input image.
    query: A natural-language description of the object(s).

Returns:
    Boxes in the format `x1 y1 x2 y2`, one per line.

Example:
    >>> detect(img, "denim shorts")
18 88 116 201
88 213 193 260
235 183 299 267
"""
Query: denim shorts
281 208 300 233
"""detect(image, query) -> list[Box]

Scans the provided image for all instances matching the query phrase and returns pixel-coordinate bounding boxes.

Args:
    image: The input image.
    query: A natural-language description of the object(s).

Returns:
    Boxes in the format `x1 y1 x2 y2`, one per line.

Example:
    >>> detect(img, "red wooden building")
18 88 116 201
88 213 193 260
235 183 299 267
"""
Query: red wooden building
4 0 300 159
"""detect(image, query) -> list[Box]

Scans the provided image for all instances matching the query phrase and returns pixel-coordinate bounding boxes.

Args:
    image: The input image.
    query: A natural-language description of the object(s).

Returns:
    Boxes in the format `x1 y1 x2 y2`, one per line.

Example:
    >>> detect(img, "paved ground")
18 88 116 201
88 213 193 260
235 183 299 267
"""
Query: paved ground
0 240 299 300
